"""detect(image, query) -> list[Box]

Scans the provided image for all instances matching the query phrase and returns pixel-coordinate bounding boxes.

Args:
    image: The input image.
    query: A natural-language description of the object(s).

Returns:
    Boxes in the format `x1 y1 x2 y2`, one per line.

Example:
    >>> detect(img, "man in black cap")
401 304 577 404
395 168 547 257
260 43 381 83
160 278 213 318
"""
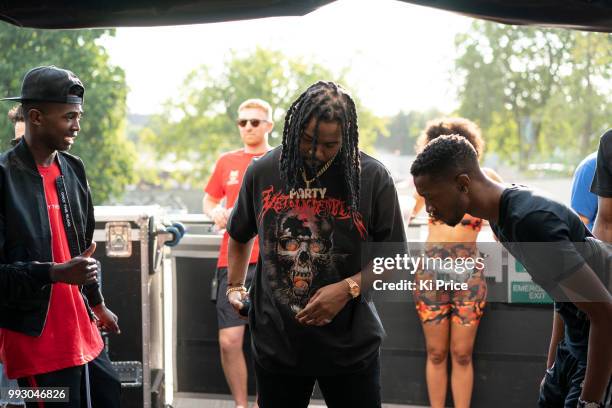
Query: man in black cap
0 66 121 407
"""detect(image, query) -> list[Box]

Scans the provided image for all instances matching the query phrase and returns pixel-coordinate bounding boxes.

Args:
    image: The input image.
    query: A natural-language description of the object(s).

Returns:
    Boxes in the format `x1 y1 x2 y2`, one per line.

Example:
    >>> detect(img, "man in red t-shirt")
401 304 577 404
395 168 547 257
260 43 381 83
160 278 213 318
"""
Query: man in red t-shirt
203 98 273 408
0 66 121 407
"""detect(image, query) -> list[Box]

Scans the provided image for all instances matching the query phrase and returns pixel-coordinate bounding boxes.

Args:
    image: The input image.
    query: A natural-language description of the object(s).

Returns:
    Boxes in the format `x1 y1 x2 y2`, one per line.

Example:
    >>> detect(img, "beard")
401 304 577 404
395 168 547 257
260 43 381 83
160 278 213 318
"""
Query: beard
303 158 324 172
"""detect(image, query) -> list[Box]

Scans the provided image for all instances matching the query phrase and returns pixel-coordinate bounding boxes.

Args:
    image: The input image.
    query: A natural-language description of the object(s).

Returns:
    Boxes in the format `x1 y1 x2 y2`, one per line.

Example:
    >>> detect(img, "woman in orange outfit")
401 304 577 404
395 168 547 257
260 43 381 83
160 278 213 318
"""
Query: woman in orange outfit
409 118 502 408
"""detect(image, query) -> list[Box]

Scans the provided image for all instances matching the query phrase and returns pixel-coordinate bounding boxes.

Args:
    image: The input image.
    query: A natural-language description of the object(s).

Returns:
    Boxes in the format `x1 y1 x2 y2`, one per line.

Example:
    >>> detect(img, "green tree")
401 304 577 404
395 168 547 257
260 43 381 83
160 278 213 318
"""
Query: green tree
0 24 135 202
554 32 612 158
141 47 384 187
377 109 445 155
454 22 612 168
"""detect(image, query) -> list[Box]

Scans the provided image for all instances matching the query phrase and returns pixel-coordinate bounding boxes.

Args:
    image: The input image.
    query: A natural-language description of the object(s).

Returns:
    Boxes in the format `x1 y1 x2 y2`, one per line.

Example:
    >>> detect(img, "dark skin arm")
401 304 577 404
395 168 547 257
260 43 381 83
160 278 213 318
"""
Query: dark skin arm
226 236 255 314
546 311 565 370
295 271 360 326
556 264 612 402
541 311 565 389
575 300 612 402
92 303 120 333
592 196 612 242
49 242 99 285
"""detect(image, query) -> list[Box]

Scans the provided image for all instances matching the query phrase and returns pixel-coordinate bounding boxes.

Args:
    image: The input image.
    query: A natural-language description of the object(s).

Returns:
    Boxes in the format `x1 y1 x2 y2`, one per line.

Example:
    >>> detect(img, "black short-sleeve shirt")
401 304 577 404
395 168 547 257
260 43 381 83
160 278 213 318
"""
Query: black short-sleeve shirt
590 129 612 198
490 185 598 361
227 147 406 375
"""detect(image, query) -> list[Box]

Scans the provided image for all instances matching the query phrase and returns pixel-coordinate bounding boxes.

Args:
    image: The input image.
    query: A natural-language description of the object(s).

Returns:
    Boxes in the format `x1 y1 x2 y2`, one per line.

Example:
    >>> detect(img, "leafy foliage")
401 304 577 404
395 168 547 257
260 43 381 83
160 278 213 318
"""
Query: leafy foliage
376 109 445 155
454 22 612 168
0 24 135 202
140 48 384 187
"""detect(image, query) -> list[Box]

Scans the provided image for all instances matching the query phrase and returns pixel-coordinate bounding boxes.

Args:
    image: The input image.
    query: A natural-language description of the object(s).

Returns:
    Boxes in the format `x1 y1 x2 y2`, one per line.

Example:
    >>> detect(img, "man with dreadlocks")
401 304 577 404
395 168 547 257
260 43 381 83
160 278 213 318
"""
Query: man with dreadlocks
225 81 405 407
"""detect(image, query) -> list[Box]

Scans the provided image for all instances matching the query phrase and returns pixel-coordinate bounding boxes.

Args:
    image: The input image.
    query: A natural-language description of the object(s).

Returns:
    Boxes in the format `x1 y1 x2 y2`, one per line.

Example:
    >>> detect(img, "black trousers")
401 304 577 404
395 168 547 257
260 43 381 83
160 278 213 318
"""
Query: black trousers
17 350 120 408
255 354 381 408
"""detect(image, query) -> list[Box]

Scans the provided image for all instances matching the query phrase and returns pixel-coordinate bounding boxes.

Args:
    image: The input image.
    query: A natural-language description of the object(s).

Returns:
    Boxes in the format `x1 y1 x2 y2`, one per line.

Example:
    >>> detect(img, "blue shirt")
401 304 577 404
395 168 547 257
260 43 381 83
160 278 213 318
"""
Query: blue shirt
570 152 598 230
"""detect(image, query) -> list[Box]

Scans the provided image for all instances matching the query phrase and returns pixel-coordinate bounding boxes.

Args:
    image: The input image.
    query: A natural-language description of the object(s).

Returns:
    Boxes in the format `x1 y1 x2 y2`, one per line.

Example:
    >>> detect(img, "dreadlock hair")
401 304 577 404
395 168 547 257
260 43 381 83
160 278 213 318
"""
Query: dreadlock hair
410 135 479 180
416 117 484 159
279 81 361 211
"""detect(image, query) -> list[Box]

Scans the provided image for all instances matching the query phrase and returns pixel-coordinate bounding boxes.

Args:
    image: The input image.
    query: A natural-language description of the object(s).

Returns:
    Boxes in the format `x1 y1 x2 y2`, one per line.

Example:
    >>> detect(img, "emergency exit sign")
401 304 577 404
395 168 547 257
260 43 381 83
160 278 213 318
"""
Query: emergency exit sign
510 281 553 303
508 259 553 304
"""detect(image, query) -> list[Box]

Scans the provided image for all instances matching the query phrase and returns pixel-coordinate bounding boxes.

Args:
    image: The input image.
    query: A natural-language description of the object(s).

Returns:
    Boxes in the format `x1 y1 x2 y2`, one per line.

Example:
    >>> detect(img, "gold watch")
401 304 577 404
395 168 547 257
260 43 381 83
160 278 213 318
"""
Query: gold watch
344 278 360 298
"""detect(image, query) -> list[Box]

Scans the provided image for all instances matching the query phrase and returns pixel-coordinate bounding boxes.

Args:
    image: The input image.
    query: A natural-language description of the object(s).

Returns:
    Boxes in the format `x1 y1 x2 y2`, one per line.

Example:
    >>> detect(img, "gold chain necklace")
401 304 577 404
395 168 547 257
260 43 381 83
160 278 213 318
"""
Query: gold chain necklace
301 153 338 189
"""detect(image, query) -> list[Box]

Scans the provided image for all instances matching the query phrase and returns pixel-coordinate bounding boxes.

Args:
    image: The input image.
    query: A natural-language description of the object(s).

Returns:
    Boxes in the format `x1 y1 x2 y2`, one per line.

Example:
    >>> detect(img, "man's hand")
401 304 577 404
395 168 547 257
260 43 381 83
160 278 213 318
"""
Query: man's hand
296 281 351 326
540 366 553 391
49 242 98 285
211 206 231 230
92 303 120 334
227 288 248 320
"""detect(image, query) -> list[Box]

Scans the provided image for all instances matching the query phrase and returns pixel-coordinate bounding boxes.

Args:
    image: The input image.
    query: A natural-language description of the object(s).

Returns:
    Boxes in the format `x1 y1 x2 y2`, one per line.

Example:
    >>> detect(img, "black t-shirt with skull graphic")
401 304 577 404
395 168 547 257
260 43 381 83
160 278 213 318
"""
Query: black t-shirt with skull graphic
227 146 406 375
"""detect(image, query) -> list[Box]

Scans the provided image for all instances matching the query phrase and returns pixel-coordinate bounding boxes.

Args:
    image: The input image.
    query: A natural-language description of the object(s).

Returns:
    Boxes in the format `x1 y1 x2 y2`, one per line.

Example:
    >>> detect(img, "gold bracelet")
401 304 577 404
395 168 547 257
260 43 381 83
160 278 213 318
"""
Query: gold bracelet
226 285 247 297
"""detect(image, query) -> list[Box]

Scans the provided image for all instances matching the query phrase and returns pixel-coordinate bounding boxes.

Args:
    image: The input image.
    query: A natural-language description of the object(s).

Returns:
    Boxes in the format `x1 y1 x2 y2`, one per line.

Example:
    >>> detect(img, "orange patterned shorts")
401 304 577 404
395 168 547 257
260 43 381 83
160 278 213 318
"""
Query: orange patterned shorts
414 245 487 326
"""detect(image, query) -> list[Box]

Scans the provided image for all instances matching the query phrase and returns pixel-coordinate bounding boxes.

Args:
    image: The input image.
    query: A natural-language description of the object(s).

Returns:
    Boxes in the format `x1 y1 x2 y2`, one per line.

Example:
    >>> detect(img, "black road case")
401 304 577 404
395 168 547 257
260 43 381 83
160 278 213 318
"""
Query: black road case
94 206 177 408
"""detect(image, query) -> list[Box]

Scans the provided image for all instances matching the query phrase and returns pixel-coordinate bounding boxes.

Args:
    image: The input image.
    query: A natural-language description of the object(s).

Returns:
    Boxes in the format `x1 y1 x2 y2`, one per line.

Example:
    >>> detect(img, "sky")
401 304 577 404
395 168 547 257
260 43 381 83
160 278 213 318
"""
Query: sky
101 0 473 117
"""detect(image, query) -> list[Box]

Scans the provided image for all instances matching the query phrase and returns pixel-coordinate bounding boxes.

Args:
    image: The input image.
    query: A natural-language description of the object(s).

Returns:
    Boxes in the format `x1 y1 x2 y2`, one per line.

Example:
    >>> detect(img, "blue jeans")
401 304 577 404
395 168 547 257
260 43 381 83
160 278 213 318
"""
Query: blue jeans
538 341 586 408
0 363 25 406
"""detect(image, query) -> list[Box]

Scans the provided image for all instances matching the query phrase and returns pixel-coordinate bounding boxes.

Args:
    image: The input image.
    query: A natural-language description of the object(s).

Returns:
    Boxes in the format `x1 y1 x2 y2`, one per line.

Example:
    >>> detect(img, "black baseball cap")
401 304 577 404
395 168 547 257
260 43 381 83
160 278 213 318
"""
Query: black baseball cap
2 66 84 104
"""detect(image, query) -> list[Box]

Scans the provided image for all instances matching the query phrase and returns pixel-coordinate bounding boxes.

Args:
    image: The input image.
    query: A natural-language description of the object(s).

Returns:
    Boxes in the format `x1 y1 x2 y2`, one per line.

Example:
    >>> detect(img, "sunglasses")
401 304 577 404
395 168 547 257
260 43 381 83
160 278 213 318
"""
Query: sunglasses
237 118 267 128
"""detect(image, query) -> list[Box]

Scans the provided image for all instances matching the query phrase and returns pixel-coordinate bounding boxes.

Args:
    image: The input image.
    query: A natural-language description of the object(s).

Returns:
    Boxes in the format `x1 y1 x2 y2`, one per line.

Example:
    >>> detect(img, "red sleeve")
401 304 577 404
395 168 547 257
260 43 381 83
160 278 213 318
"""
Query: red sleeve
204 158 225 199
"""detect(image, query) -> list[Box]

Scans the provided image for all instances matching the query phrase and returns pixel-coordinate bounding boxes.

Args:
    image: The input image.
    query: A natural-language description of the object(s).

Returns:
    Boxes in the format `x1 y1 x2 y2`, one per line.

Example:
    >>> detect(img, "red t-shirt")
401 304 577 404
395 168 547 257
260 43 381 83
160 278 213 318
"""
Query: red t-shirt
205 149 263 268
0 161 103 379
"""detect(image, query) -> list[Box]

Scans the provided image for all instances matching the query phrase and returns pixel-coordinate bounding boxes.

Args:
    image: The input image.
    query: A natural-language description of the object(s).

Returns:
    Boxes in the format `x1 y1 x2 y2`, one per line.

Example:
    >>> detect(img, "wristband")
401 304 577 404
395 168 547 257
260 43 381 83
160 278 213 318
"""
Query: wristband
577 398 602 408
226 285 247 297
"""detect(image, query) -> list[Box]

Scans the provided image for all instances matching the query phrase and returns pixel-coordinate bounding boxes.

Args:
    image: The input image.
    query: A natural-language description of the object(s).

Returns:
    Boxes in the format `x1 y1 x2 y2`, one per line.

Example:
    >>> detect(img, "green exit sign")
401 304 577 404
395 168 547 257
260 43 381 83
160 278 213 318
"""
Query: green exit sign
511 281 553 303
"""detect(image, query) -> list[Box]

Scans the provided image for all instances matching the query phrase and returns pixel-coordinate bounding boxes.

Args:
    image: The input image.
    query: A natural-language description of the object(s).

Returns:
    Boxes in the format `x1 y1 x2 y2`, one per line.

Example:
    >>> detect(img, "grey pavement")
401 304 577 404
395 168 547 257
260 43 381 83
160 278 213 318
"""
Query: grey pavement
173 393 426 408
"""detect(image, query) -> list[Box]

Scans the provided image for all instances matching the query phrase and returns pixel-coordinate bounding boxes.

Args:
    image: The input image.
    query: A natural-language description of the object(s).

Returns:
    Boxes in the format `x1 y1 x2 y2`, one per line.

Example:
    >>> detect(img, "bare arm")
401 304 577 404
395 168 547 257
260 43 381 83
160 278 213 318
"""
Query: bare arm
593 196 612 242
295 270 361 326
226 236 255 311
202 194 220 216
546 311 564 369
577 214 592 227
409 192 425 224
557 264 612 402
203 194 229 230
482 168 503 240
575 300 612 402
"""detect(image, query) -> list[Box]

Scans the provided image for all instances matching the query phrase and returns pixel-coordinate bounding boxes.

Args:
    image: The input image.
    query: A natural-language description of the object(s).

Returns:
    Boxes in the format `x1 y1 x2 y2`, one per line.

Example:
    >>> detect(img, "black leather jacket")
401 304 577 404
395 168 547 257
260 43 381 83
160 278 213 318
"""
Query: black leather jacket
0 138 103 336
